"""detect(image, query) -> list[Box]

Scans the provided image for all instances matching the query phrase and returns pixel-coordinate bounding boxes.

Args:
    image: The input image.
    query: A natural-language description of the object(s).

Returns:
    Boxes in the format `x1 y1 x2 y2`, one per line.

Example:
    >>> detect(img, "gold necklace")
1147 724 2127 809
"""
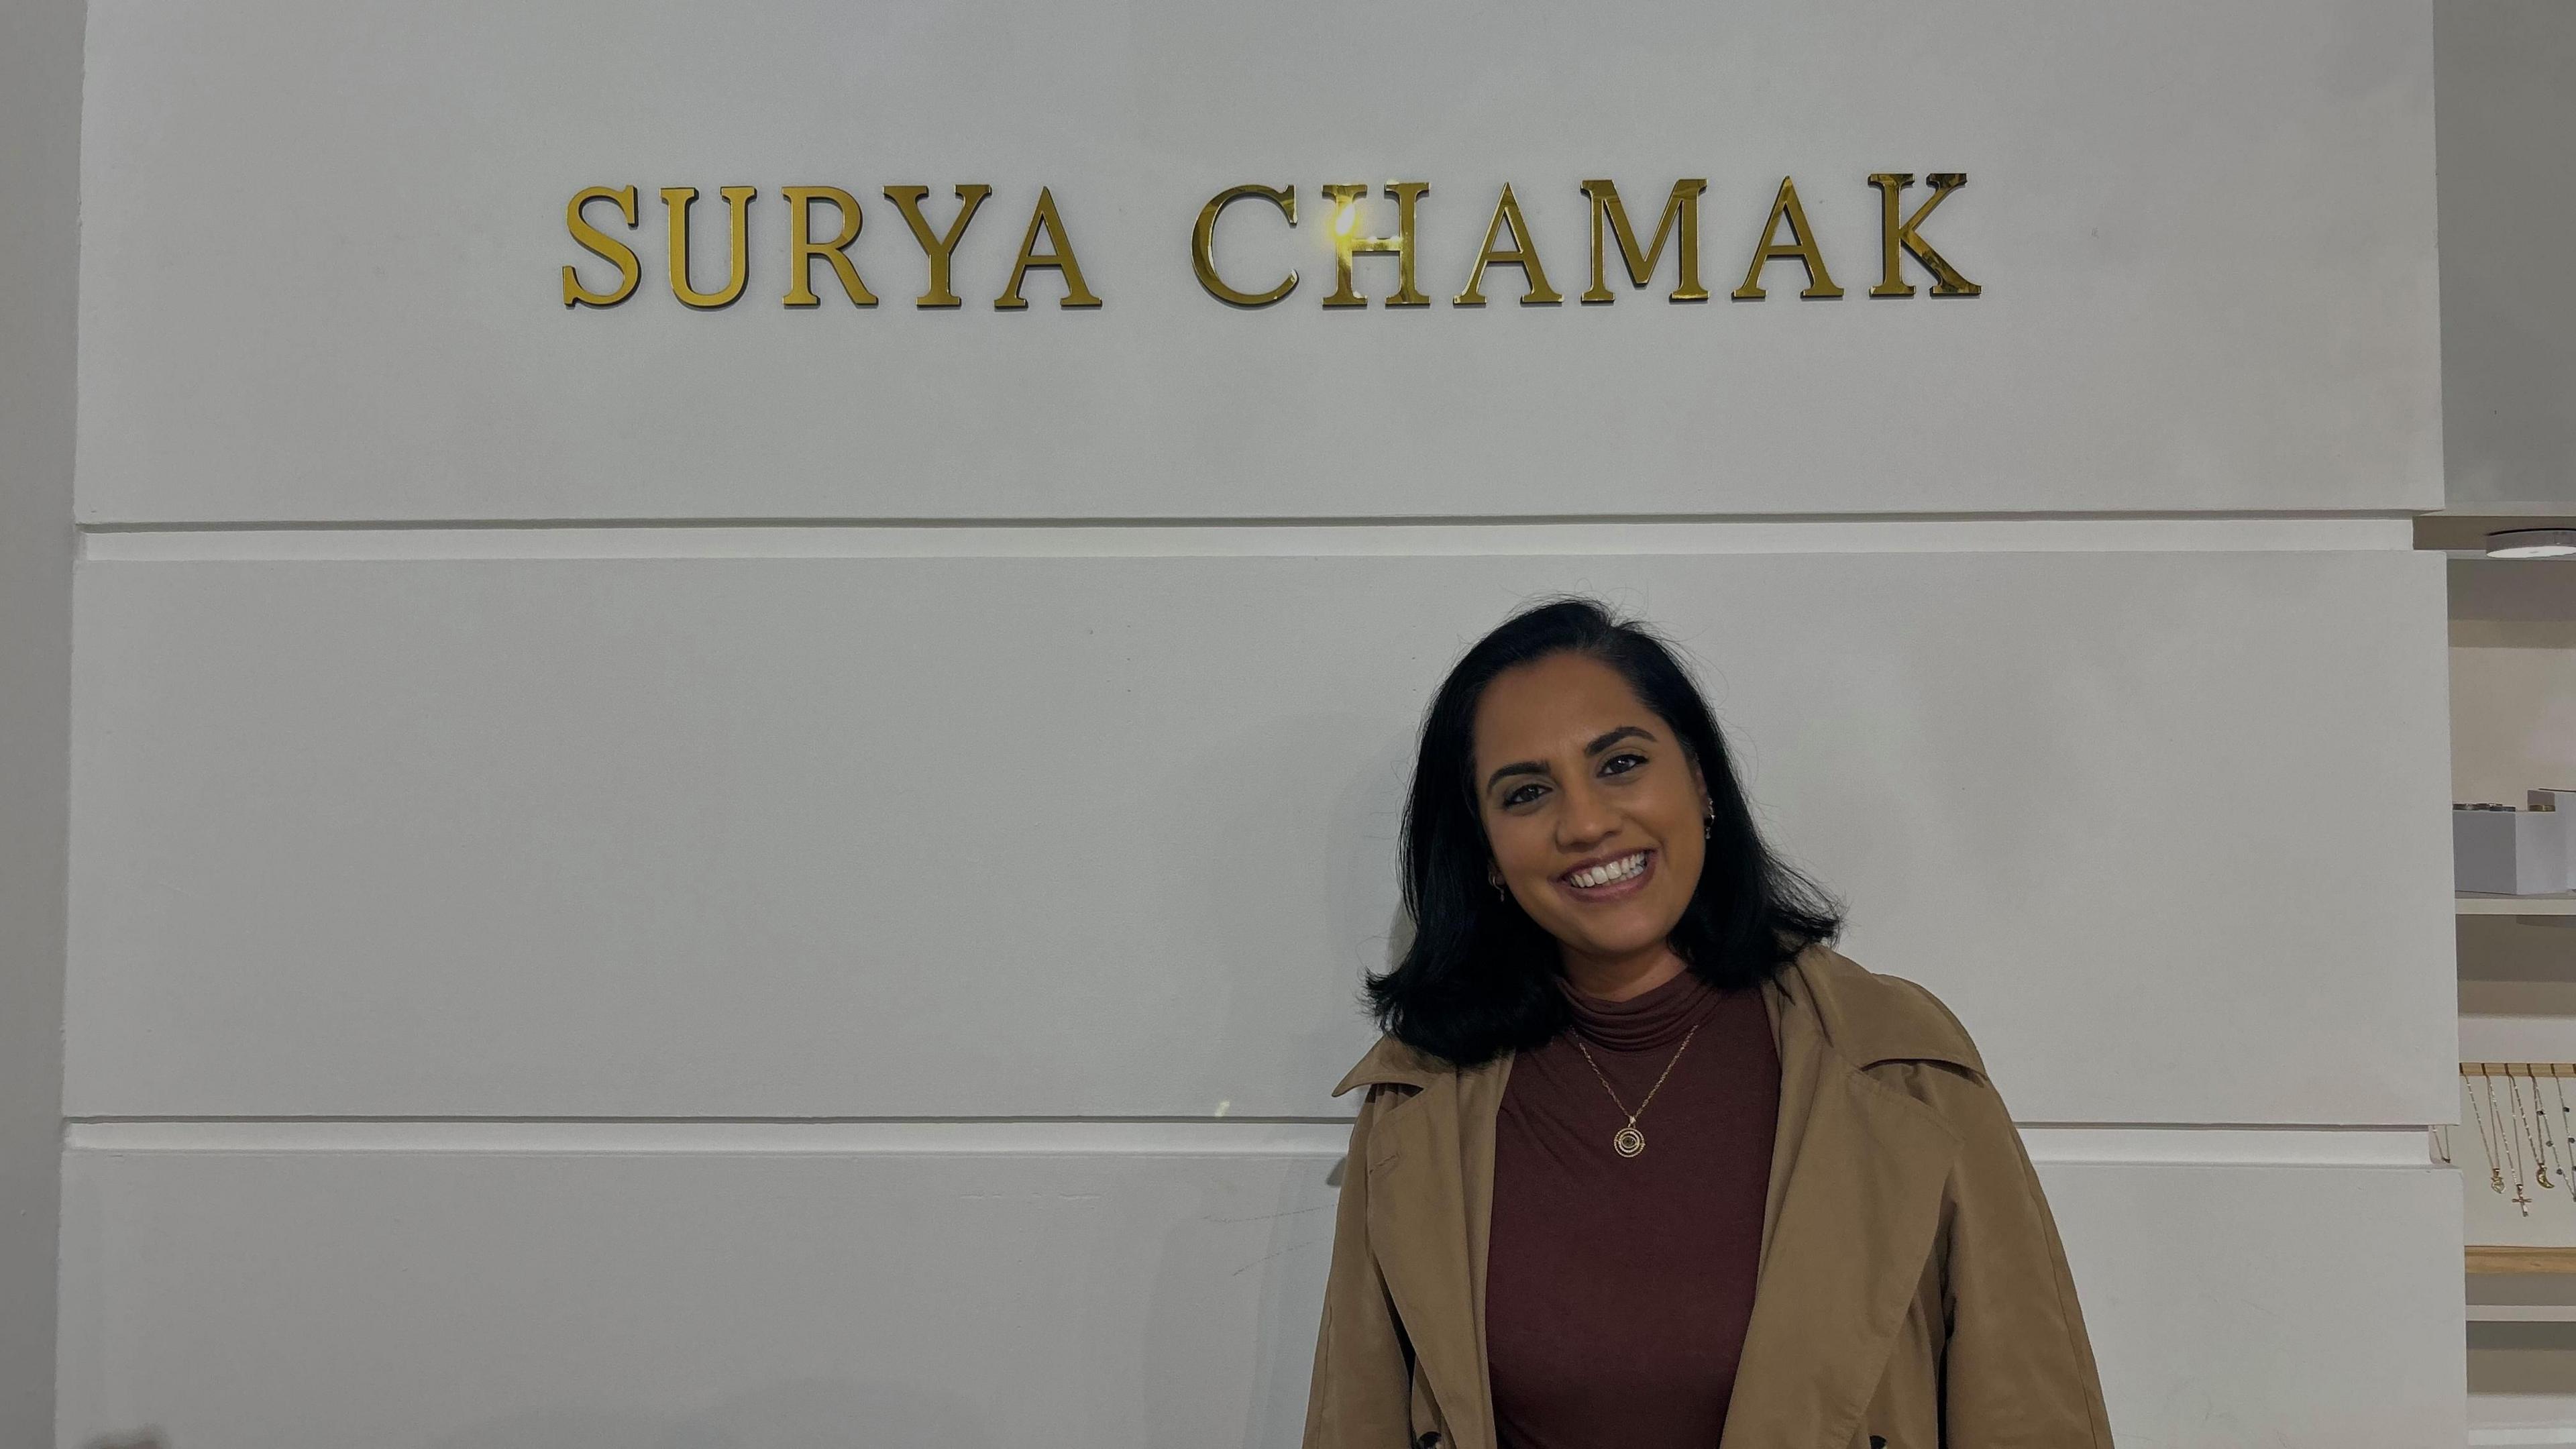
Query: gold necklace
1572 1021 1702 1159
2553 1073 2576 1204
2512 1069 2556 1191
2468 1069 2506 1195
2530 1067 2567 1191
2498 1072 2534 1214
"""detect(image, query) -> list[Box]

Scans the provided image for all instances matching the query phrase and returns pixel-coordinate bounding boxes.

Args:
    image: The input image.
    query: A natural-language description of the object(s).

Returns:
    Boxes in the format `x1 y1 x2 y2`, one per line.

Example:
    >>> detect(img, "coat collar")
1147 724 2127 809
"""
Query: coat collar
1330 943 1984 1099
1330 1031 1448 1099
1330 945 1979 1449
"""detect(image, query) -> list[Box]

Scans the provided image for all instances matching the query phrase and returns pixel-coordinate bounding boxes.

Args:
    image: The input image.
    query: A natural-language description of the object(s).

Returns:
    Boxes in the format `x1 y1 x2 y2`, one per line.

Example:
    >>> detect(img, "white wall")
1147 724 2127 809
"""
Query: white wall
57 3 2459 1446
0 0 80 1445
56 1134 2461 1449
75 0 2441 523
67 547 2451 1124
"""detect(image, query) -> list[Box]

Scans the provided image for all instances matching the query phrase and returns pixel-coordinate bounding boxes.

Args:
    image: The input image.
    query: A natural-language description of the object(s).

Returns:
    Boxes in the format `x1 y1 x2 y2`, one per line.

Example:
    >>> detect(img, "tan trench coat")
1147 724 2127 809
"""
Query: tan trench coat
1300 943 2113 1449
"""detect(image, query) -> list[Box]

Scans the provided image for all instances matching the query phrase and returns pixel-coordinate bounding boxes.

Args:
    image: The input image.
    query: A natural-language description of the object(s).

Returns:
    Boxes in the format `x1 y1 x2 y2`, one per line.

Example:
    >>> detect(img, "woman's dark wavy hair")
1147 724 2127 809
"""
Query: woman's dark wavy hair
1364 595 1845 1067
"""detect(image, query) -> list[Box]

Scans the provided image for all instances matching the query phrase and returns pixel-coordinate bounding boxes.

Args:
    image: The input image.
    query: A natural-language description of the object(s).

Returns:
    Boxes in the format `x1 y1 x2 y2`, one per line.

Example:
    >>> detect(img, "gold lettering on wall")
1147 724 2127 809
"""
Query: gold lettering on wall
995 187 1102 309
782 186 877 308
1321 182 1431 309
562 184 641 308
1455 184 1562 307
1866 172 1980 297
1731 176 1843 301
1578 178 1707 303
555 170 1984 315
883 184 994 309
1191 184 1299 308
662 185 757 309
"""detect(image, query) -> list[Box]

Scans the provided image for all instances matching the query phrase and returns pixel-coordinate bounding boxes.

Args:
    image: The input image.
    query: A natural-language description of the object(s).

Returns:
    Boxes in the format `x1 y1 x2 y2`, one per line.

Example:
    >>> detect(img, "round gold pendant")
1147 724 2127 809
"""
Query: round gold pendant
1613 1126 1645 1158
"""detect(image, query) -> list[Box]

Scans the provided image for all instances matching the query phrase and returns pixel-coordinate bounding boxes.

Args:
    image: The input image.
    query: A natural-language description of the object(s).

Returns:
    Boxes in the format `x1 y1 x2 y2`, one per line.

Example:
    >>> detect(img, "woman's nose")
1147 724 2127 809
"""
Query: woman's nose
1554 777 1617 843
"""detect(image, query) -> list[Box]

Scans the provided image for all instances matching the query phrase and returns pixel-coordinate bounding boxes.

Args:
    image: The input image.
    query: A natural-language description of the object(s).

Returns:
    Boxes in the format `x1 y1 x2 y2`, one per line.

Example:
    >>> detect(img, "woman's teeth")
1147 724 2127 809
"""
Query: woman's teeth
1566 852 1649 889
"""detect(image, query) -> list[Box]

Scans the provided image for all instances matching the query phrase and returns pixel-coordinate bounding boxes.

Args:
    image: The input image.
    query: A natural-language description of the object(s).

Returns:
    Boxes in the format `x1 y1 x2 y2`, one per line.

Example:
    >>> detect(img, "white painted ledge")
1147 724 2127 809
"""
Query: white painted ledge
79 514 2416 561
63 1119 2443 1168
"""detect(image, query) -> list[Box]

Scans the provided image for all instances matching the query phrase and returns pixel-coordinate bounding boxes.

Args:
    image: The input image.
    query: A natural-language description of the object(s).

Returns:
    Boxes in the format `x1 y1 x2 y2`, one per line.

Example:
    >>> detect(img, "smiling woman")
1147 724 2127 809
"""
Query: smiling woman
1302 596 2114 1449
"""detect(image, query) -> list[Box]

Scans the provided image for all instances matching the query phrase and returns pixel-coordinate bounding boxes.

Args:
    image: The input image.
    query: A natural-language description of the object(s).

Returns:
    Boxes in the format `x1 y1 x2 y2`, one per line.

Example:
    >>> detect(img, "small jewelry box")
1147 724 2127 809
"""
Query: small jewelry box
2458 805 2572 896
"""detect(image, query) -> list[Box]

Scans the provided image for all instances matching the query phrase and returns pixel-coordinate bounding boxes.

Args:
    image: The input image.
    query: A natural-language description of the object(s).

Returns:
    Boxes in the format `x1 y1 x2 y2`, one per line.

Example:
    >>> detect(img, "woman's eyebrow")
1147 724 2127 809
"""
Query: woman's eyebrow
1584 724 1655 755
1485 725 1658 793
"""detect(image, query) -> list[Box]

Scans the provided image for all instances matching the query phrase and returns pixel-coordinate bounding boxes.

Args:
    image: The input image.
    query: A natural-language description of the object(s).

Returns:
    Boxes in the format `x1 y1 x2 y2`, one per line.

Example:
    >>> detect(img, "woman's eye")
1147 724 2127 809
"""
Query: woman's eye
1503 784 1544 808
1601 753 1647 775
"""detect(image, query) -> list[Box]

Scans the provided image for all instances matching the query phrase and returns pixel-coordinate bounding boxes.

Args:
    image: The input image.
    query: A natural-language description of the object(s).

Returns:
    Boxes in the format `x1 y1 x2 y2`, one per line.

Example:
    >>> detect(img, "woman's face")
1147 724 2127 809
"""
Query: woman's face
1470 651 1709 971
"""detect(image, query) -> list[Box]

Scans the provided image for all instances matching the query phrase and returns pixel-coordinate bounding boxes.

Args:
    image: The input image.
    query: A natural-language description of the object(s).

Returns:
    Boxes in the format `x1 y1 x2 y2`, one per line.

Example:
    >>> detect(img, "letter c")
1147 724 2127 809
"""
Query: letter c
1191 184 1298 307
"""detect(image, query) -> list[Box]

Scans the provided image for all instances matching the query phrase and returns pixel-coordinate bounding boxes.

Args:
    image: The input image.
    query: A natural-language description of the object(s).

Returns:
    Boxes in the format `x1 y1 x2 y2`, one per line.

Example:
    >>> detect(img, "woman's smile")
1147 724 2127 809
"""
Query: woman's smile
1558 847 1656 902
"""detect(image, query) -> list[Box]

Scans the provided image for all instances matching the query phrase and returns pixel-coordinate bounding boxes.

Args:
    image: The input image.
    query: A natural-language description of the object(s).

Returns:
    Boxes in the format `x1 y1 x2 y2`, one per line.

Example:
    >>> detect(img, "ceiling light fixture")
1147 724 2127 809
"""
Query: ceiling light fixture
2485 528 2576 559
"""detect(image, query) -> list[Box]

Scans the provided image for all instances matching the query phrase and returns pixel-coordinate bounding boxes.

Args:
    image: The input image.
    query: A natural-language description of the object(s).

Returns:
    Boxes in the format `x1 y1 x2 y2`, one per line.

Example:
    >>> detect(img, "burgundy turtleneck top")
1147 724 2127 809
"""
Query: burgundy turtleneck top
1484 965 1782 1449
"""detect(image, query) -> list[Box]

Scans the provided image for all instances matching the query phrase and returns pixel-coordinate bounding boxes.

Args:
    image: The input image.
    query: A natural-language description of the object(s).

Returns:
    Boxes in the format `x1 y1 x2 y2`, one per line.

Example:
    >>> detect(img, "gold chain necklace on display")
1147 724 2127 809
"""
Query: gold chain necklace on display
2463 1067 2504 1191
2499 1072 2535 1214
2527 1067 2567 1194
2511 1069 2556 1191
2552 1074 2576 1204
2473 1071 2511 1198
1572 1020 1701 1159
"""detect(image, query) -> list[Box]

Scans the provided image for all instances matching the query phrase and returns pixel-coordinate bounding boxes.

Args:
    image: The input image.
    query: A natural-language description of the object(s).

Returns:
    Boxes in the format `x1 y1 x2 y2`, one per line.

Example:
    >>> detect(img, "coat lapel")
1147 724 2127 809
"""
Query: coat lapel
1717 958 1963 1449
1362 1051 1513 1449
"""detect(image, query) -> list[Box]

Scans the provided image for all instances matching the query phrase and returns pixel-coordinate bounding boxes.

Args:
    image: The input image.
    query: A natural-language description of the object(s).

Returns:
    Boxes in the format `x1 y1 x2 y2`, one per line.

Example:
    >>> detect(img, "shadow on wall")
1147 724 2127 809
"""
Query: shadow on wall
1138 1144 1347 1449
80 1379 996 1449
420 1383 997 1449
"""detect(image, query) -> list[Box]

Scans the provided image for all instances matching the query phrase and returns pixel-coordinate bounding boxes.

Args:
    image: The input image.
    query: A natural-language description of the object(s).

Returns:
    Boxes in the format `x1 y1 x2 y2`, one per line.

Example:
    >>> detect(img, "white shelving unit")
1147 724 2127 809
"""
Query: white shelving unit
2475 1307 2576 1324
2440 519 2576 1441
2465 894 2576 917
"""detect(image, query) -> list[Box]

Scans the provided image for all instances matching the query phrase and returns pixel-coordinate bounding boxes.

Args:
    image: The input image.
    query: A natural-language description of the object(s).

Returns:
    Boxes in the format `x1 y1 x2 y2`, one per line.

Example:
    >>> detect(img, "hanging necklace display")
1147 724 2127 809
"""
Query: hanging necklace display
2528 1066 2567 1196
2471 1069 2509 1195
2512 1068 2555 1191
